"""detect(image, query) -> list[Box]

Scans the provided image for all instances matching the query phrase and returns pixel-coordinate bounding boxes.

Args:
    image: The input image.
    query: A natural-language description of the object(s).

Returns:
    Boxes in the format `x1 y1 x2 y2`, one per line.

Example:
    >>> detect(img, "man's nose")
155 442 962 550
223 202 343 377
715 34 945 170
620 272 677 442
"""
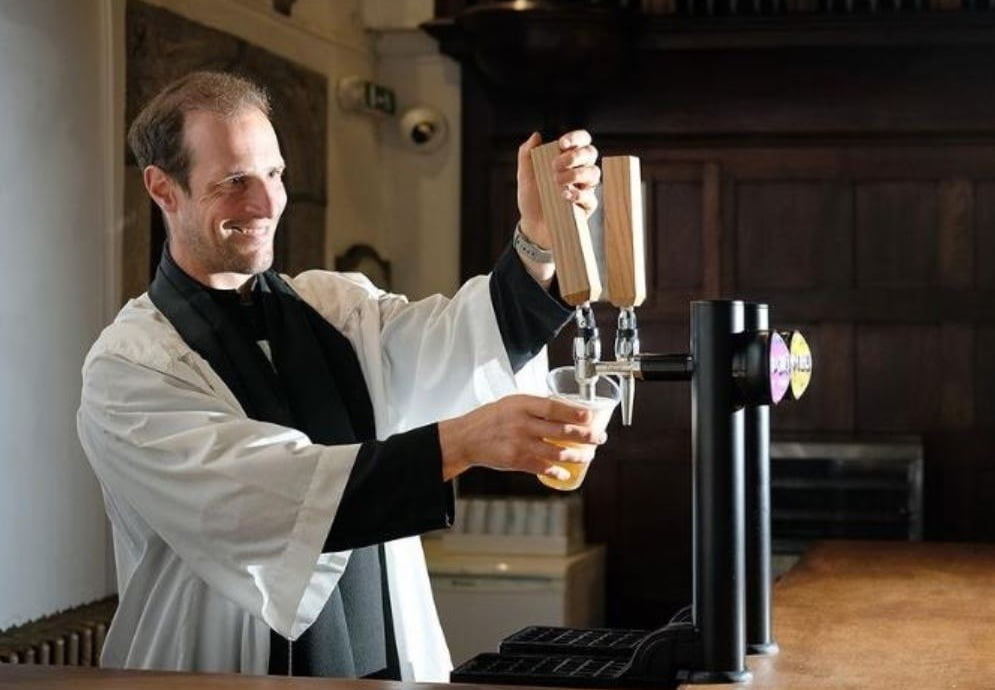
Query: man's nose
245 178 283 218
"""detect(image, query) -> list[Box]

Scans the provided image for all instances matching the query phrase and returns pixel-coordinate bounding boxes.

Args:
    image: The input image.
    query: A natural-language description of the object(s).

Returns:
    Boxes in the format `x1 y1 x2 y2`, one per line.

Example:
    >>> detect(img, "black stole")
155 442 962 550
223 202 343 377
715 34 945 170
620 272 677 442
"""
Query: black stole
148 248 398 678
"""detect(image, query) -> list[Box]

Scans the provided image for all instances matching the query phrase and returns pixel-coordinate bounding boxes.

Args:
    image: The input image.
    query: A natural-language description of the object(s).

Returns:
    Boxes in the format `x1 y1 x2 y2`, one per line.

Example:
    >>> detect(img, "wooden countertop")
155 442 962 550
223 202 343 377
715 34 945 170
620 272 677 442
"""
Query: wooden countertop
721 539 995 690
1 541 993 689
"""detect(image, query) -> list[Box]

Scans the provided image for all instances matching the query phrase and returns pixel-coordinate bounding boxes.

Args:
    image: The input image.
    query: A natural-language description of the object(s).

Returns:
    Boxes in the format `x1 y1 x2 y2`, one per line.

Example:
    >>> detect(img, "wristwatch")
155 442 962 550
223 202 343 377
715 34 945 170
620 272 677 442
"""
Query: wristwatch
513 223 554 264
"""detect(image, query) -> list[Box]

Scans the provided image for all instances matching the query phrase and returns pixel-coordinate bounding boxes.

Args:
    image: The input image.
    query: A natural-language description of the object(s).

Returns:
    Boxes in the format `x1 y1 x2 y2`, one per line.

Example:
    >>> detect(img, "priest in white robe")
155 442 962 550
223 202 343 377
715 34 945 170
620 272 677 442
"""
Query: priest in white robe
77 71 603 680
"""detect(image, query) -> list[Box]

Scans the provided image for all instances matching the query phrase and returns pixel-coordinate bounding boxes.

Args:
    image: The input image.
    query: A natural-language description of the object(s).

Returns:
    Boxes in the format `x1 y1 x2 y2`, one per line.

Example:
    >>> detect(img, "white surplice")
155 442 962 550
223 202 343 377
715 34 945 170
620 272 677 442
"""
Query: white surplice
77 270 547 679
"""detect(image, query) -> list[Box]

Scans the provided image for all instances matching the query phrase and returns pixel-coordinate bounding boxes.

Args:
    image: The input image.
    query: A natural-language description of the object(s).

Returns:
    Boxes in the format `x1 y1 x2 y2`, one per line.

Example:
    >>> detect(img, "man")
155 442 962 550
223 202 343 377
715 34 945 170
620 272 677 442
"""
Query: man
78 71 602 680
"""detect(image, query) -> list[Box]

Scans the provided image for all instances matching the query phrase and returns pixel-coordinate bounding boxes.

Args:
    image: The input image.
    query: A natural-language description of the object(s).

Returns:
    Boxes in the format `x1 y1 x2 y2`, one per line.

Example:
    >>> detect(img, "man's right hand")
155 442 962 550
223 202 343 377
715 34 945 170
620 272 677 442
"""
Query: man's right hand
438 394 607 482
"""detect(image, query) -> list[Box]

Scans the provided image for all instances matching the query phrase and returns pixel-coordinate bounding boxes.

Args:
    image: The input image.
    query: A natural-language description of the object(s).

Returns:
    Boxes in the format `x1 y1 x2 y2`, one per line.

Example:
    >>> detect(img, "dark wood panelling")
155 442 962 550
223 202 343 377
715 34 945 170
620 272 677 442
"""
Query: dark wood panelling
974 181 995 290
653 181 703 291
856 326 941 432
856 182 938 289
638 144 995 180
938 179 974 288
726 287 995 324
450 30 995 626
924 432 995 540
855 324 973 432
736 182 853 291
612 441 693 627
278 201 325 277
940 324 975 430
972 440 995 538
458 63 503 282
588 45 995 137
488 166 518 259
977 327 995 427
703 163 723 297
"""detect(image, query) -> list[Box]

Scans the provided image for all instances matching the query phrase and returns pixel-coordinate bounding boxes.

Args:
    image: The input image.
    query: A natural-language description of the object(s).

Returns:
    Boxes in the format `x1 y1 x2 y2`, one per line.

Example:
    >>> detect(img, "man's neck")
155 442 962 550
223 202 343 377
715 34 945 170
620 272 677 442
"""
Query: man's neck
166 244 256 291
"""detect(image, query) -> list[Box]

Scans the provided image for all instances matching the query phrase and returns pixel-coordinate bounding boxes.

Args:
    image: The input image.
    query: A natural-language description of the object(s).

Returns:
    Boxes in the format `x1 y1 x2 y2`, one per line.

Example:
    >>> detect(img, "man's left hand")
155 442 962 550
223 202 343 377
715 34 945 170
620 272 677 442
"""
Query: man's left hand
516 130 601 251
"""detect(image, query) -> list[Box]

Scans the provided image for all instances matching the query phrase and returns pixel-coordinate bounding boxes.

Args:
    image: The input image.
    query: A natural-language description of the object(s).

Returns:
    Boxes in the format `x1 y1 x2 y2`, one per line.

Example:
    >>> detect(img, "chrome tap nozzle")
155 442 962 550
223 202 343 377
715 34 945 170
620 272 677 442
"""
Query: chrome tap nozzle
572 303 601 401
614 307 640 426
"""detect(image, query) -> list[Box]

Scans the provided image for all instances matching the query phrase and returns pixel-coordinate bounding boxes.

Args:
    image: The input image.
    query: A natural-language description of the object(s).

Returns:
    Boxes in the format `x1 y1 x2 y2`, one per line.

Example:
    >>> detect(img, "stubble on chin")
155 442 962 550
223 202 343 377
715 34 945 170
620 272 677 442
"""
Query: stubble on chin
219 243 274 277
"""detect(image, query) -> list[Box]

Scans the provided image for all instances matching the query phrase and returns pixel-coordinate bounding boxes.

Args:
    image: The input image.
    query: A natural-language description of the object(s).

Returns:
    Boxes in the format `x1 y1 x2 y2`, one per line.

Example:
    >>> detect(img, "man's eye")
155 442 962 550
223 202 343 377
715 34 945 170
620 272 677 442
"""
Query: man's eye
227 176 247 187
269 169 285 180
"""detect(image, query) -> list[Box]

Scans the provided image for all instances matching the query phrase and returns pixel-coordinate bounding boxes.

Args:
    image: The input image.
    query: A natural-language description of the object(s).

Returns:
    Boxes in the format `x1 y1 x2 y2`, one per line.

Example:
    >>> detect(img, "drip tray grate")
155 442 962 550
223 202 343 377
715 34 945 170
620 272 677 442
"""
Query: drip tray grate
451 653 630 687
500 626 649 658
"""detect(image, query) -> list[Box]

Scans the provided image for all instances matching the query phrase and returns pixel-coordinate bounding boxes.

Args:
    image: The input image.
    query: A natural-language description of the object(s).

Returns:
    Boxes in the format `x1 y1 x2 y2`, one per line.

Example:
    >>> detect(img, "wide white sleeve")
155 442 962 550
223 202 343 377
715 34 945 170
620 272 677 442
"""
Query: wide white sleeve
373 274 548 430
77 349 355 640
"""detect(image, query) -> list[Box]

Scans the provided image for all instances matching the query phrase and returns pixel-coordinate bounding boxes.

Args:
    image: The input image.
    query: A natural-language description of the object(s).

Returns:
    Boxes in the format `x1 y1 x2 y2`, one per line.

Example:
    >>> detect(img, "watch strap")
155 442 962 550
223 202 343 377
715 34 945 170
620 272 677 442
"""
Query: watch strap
513 223 554 264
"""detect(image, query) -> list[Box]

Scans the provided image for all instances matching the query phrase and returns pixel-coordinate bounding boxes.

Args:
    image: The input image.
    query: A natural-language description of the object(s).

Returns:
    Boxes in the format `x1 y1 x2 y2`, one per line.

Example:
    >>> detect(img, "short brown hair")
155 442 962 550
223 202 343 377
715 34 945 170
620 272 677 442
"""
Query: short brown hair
127 71 271 192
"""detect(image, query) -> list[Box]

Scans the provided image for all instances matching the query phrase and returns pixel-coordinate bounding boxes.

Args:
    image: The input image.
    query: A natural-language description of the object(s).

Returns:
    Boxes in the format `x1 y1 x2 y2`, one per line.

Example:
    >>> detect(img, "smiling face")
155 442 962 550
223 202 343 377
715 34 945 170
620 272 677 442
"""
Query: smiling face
151 106 287 289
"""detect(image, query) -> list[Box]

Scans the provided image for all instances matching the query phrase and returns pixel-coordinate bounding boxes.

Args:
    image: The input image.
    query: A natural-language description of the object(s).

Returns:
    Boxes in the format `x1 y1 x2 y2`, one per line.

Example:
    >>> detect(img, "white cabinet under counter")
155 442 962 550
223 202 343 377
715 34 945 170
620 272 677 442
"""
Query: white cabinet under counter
422 539 605 666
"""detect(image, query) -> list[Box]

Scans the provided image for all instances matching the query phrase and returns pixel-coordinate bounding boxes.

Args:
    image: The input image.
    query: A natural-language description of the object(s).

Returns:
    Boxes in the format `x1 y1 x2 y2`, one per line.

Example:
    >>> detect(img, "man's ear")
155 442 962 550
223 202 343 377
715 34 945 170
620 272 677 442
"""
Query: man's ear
144 165 181 213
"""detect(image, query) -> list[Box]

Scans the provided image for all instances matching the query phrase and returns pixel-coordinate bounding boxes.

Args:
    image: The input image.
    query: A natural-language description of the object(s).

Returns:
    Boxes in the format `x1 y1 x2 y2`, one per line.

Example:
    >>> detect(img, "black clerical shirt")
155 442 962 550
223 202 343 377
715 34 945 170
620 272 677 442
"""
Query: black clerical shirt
196 242 571 677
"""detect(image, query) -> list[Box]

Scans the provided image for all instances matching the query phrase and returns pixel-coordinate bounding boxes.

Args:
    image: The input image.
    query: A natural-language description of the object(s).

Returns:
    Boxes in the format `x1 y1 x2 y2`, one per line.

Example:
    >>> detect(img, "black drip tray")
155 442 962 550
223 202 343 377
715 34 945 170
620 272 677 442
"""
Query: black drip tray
451 653 630 688
500 626 649 658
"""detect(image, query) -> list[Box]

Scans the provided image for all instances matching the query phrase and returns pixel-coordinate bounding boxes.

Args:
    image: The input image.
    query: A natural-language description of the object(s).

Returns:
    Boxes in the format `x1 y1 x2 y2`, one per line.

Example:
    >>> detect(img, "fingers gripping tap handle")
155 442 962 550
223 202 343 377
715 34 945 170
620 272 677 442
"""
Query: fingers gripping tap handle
529 142 602 305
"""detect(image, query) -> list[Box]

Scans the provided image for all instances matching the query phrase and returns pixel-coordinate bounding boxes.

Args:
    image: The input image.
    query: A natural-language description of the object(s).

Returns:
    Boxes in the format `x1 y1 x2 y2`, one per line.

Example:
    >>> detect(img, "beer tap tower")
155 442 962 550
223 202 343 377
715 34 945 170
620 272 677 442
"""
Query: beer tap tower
450 145 813 688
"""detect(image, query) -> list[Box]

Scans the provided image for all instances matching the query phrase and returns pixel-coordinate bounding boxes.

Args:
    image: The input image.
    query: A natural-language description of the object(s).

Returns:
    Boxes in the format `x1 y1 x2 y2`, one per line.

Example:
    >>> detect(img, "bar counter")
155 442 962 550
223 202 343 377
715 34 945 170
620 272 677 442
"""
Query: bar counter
1 541 993 689
727 540 995 689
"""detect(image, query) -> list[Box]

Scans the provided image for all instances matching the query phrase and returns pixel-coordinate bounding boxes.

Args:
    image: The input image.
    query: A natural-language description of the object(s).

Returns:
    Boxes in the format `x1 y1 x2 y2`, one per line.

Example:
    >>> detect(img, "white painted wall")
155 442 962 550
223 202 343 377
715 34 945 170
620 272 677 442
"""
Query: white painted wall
0 0 464 629
362 0 435 31
375 28 462 298
0 0 115 629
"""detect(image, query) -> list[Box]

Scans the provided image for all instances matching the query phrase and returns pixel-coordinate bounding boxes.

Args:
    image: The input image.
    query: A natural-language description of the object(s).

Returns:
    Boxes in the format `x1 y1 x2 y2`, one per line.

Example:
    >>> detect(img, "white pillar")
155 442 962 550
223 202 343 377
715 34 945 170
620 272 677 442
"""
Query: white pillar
0 0 115 628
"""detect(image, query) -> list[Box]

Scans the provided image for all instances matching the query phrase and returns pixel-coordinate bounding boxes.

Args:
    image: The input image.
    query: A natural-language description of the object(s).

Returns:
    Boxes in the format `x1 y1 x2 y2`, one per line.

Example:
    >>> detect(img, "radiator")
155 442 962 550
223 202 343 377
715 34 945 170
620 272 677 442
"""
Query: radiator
0 597 116 667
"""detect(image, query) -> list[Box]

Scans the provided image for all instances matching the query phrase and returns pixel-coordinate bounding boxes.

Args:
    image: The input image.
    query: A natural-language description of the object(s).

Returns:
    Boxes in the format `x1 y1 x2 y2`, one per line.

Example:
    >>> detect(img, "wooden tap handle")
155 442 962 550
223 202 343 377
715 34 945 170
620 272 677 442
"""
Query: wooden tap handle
529 141 602 305
602 155 646 308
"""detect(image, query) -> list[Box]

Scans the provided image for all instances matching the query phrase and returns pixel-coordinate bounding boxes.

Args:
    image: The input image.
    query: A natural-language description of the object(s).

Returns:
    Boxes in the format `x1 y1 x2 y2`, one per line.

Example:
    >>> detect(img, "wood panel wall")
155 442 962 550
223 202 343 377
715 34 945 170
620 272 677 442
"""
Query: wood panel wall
451 32 995 627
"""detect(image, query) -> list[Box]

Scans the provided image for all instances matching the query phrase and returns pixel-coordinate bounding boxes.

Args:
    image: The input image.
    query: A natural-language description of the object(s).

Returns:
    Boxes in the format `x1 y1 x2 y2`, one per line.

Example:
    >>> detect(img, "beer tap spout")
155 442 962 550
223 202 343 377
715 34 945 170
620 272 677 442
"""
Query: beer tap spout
615 307 639 426
572 303 601 401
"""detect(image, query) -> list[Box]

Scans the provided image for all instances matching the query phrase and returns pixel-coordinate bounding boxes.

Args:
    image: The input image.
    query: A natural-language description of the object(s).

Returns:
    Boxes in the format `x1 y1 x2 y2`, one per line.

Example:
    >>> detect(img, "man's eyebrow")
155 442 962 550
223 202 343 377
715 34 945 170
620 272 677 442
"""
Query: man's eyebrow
219 164 284 178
